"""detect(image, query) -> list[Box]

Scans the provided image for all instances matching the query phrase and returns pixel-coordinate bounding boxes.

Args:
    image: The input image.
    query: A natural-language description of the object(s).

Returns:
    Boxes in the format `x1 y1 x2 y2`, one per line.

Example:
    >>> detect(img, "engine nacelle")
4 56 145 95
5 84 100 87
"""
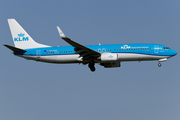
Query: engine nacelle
100 62 120 68
101 53 118 62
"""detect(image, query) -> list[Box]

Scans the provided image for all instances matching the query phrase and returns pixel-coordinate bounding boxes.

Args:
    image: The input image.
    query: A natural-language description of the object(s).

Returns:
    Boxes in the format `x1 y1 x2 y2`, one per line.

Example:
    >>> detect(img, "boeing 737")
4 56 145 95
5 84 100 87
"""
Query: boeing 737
4 19 177 72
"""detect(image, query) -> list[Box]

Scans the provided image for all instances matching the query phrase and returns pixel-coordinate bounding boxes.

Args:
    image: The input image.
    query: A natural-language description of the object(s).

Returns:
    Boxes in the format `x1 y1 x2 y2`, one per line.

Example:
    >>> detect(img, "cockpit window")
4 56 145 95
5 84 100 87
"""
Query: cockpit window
163 47 170 49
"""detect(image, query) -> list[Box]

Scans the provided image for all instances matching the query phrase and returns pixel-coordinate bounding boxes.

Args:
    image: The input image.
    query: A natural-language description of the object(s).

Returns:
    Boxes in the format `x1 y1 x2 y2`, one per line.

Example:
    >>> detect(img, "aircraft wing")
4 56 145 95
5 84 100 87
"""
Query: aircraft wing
57 26 100 60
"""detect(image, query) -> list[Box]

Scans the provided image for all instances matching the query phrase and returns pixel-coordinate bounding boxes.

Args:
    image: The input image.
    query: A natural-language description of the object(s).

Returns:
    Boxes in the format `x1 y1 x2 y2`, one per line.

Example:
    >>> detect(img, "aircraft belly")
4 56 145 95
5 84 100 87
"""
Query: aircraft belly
118 53 168 61
40 55 79 63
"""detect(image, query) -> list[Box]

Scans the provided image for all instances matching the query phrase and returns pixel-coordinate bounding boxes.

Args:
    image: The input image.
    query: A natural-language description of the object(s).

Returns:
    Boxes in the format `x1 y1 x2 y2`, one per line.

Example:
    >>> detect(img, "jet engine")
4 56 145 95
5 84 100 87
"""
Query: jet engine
100 62 120 68
100 53 118 62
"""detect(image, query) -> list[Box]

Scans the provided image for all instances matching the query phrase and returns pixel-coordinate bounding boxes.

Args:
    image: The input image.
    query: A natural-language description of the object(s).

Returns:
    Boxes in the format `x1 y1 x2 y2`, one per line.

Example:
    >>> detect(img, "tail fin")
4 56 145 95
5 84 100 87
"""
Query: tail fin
8 19 50 49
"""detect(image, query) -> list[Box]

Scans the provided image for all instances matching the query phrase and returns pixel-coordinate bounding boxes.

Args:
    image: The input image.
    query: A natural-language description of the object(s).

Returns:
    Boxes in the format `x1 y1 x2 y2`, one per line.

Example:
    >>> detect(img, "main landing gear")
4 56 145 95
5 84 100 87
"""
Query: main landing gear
88 61 96 72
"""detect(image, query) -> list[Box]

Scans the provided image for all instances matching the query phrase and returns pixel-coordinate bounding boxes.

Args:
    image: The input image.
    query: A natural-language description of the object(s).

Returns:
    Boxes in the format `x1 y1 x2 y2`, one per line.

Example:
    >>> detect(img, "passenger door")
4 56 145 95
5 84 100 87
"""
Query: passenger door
36 50 41 60
154 45 159 53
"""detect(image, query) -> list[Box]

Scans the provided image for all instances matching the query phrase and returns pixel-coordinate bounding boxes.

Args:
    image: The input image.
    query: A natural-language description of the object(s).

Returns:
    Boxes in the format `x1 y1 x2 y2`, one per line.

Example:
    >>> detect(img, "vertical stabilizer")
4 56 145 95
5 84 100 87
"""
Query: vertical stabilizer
8 19 50 49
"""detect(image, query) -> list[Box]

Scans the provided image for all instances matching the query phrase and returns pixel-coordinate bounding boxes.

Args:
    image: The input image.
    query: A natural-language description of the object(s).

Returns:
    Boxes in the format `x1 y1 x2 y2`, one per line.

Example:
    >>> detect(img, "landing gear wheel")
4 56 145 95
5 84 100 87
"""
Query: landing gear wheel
158 63 161 67
90 67 96 72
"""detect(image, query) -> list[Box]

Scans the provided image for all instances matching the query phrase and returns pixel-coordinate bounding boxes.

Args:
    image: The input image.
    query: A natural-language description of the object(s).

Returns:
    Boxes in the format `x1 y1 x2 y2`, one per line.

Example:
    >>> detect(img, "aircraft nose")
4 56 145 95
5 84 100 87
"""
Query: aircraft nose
171 50 177 56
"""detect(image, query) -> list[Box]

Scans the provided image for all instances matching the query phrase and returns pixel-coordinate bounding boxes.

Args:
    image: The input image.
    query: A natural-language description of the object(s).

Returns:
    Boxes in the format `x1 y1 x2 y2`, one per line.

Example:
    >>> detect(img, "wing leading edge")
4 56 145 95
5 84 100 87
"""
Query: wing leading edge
57 26 100 60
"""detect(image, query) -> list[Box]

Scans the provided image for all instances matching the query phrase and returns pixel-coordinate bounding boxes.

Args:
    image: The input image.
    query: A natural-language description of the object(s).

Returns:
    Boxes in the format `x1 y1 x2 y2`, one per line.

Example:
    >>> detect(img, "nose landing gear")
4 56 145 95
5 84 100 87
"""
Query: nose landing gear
88 61 96 72
158 62 161 67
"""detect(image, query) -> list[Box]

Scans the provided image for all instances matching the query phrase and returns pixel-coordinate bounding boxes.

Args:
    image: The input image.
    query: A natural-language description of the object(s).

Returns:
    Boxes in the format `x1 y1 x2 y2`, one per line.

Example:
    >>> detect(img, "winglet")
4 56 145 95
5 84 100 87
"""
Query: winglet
57 26 66 38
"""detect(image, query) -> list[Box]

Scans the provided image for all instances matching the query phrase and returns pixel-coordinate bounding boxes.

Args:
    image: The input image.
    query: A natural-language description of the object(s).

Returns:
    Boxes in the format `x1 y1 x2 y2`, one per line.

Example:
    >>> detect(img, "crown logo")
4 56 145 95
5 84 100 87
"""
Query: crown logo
18 33 25 37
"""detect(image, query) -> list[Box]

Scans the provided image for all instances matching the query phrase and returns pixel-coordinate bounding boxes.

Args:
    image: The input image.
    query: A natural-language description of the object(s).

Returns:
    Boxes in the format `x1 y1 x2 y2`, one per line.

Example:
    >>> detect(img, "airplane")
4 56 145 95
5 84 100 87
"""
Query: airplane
4 19 177 72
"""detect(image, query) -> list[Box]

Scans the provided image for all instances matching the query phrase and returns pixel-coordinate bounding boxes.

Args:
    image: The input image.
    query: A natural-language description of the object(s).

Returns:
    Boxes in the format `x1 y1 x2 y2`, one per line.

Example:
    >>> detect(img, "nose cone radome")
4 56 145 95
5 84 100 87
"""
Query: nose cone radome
171 50 177 56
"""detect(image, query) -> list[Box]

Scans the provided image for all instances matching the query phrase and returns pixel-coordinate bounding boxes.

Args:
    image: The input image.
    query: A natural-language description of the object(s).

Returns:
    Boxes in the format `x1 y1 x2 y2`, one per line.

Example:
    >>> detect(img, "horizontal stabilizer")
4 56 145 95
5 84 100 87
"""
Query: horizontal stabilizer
3 44 27 53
